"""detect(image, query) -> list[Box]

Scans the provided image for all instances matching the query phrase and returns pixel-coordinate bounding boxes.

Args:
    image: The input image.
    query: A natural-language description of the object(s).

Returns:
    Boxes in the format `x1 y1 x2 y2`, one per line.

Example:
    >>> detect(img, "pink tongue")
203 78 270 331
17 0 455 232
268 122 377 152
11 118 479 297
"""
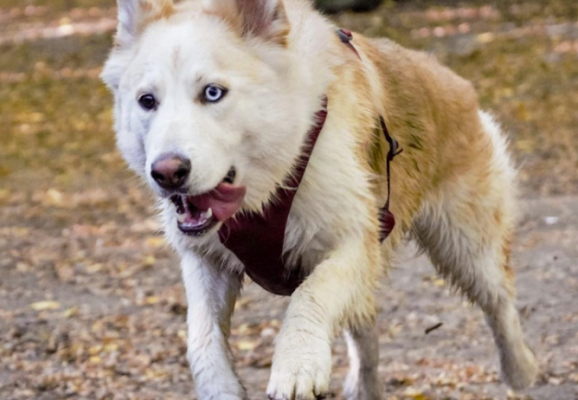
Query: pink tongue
187 182 246 222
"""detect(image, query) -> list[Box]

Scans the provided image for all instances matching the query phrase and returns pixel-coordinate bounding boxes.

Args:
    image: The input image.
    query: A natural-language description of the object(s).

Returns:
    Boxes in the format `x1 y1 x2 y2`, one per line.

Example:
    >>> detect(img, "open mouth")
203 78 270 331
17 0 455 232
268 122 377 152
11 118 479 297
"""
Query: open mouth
169 167 246 237
171 195 217 236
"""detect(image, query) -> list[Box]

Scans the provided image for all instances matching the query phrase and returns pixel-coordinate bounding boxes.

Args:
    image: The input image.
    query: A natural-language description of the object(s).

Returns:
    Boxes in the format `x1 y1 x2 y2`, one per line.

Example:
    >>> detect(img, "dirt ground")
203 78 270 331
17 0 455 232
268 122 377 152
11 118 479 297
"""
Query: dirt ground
0 0 577 399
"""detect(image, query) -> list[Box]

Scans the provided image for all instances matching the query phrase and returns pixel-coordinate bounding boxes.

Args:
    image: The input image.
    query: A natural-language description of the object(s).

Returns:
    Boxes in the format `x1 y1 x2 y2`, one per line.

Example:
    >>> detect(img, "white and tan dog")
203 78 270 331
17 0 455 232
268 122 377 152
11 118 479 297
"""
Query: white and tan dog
102 0 539 398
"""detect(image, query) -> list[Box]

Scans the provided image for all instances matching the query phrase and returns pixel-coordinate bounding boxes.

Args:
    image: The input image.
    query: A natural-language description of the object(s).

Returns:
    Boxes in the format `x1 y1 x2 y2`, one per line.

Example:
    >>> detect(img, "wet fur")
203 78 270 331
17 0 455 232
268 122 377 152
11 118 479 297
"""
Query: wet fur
102 0 539 398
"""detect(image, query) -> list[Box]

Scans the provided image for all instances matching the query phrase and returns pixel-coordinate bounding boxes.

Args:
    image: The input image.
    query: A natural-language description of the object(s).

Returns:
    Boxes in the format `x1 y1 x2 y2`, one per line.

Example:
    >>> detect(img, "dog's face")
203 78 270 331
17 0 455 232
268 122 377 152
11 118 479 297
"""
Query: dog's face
102 0 314 239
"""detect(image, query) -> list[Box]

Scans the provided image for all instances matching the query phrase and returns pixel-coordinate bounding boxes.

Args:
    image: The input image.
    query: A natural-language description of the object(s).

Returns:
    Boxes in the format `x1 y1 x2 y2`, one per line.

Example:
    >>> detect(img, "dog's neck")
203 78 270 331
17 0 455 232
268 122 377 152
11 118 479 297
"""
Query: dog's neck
213 30 400 297
216 96 329 296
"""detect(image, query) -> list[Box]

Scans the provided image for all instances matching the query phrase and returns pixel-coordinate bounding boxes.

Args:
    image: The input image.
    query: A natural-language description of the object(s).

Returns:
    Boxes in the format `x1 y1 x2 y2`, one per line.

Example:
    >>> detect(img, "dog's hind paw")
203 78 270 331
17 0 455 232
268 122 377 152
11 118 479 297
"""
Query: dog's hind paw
500 343 539 390
266 333 331 400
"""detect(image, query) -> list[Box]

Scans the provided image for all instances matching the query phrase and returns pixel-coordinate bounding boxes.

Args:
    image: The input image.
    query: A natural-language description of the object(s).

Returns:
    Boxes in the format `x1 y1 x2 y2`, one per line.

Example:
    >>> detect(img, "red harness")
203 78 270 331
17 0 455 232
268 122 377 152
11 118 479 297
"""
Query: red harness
217 30 401 296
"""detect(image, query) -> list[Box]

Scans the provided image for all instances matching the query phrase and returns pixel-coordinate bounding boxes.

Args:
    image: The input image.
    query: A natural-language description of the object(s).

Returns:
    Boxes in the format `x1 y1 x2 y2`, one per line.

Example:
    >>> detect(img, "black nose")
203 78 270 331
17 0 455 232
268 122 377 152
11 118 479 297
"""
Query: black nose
151 153 191 190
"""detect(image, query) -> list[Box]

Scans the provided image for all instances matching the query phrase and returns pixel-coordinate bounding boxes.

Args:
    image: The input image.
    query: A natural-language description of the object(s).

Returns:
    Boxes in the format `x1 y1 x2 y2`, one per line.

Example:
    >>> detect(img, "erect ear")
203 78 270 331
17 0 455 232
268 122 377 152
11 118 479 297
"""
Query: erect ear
101 0 173 90
115 0 174 47
203 0 289 44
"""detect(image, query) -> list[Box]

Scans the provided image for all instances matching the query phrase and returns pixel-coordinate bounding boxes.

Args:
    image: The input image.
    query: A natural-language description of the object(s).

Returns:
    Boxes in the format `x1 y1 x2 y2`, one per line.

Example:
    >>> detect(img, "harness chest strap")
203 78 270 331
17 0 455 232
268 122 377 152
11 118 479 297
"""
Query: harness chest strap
218 98 328 296
217 30 401 296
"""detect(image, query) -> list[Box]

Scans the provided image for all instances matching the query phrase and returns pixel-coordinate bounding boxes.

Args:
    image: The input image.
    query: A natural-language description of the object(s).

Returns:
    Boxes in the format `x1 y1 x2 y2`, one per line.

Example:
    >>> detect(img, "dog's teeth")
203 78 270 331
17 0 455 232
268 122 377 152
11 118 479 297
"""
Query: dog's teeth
199 208 213 221
176 212 186 223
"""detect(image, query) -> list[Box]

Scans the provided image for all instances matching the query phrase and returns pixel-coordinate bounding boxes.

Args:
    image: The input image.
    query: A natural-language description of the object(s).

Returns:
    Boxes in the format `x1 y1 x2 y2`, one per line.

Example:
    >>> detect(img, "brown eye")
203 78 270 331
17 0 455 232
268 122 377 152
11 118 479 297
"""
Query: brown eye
139 94 157 110
203 85 227 103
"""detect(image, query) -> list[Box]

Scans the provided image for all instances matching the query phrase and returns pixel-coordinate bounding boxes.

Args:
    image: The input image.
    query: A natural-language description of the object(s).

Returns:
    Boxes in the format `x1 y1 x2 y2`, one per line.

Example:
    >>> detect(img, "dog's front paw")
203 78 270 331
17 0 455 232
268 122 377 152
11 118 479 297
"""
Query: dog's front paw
266 331 332 400
267 358 331 400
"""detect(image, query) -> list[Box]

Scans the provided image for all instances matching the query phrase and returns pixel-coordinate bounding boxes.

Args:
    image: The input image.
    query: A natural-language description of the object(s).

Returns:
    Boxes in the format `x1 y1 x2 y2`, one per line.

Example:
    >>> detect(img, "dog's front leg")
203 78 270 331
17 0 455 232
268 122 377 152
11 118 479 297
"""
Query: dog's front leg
267 237 379 400
181 252 247 400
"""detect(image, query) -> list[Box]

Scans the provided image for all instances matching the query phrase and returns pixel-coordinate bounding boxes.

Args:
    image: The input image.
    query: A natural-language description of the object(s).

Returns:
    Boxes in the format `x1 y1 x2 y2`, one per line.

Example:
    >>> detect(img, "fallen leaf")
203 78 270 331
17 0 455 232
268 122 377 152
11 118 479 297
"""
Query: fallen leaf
31 301 60 311
62 307 78 318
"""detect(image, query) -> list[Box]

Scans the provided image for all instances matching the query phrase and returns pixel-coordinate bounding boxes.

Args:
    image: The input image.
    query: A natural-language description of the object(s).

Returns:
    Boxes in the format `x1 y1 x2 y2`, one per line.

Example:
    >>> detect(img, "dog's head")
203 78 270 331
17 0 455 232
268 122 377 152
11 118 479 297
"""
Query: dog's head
102 0 321 239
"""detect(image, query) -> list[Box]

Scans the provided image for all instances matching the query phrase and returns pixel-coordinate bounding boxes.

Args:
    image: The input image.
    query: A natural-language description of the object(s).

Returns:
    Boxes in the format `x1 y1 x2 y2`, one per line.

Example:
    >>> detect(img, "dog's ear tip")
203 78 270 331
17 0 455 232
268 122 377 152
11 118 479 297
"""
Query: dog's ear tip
206 0 290 43
114 0 175 48
242 0 289 38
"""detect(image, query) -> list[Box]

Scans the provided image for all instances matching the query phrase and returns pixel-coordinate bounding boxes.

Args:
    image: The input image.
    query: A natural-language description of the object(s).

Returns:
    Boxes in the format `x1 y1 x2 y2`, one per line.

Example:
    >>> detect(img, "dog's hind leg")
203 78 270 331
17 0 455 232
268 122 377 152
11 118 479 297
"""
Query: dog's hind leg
343 324 382 400
412 111 538 390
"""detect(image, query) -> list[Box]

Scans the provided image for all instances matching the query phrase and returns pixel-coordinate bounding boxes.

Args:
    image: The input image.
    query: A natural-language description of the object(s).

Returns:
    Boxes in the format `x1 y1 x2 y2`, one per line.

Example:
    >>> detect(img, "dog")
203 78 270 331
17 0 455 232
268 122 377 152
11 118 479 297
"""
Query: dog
101 0 539 398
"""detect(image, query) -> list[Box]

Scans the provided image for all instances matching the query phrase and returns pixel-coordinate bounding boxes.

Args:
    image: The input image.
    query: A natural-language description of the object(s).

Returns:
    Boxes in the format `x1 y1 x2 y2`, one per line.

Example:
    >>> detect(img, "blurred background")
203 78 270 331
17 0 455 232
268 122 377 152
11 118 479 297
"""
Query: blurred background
0 0 577 399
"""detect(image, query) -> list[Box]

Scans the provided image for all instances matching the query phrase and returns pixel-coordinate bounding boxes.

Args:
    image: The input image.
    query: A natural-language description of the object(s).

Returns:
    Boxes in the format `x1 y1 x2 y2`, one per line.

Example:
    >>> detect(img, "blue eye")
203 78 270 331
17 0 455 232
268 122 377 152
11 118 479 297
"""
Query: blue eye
203 85 227 103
